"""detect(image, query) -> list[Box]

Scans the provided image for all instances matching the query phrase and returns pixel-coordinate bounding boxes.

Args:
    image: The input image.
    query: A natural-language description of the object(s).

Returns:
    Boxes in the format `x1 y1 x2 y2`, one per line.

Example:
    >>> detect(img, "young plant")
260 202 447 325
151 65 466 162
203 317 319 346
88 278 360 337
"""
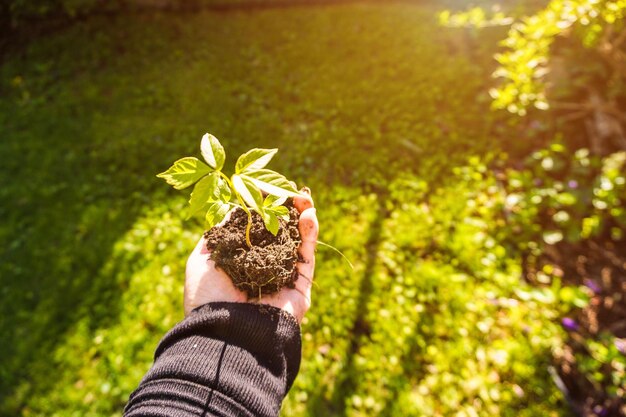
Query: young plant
157 133 300 246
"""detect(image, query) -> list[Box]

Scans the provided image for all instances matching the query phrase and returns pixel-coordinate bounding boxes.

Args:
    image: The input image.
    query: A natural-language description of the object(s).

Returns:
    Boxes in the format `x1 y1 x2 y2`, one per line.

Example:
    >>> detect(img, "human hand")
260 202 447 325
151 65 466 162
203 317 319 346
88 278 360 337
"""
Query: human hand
184 189 319 323
258 191 318 323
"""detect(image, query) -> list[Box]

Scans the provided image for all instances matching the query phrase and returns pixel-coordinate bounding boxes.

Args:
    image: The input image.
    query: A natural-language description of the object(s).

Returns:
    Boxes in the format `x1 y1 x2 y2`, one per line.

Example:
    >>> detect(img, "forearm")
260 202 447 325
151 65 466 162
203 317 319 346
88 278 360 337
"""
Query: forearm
124 302 301 417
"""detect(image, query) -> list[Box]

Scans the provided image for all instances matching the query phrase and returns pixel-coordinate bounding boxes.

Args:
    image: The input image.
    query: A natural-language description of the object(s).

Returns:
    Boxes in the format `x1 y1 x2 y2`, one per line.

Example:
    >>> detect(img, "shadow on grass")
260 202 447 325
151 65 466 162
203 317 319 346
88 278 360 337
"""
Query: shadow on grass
305 191 390 416
0 20 183 408
0 151 151 412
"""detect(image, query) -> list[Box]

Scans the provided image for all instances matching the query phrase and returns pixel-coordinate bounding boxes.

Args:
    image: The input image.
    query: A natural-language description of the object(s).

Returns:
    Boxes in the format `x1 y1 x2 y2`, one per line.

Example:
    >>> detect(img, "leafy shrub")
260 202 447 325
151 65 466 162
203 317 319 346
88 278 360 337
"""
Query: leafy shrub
330 164 589 417
442 0 626 116
441 0 626 155
497 143 626 250
449 145 626 413
576 334 626 398
442 1 626 410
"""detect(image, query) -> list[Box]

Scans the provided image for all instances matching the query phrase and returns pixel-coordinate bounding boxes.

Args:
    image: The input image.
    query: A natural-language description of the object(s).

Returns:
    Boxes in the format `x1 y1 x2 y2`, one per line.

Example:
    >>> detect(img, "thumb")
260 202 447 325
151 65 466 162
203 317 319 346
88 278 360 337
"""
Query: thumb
296 207 318 289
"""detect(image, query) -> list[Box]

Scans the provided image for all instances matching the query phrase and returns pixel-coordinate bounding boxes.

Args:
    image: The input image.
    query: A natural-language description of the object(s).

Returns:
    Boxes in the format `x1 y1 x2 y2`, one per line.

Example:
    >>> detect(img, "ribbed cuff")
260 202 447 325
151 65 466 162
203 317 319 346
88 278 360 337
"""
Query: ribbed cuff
125 302 301 417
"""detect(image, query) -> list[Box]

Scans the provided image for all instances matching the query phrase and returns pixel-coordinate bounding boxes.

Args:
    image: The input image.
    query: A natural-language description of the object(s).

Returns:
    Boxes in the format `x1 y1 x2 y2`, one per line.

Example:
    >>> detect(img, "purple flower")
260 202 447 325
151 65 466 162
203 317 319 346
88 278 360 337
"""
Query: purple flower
584 279 602 294
534 178 543 186
568 180 578 189
561 317 579 331
615 339 626 355
594 405 609 417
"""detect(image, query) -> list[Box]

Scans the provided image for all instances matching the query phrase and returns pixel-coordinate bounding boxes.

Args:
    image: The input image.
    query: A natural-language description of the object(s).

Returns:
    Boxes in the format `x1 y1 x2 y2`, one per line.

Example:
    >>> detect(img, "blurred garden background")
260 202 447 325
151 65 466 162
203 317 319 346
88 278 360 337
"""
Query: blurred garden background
1 0 625 416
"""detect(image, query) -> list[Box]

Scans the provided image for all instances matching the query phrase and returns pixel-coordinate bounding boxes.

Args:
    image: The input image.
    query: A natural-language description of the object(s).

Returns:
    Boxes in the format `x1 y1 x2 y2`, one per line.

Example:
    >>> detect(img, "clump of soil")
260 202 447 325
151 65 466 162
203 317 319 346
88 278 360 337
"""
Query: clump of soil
204 201 301 298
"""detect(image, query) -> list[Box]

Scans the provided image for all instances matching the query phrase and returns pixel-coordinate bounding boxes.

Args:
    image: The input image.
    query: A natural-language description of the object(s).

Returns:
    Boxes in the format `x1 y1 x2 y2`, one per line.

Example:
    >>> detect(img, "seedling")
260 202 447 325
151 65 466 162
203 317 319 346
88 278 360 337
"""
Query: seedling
157 133 300 246
158 133 352 298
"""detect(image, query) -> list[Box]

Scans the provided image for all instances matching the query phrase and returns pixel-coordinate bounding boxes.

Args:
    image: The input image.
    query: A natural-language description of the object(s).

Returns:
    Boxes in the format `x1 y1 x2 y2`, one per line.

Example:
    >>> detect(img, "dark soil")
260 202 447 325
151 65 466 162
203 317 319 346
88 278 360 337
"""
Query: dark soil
204 202 301 298
526 239 626 417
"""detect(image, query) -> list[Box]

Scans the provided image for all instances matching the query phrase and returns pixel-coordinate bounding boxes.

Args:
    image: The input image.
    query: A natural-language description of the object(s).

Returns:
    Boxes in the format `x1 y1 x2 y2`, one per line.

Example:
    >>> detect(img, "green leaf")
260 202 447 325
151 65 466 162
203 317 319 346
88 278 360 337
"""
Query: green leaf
267 205 290 221
205 201 231 229
200 133 226 171
263 211 280 236
263 196 290 230
243 169 299 198
217 178 232 203
232 174 264 212
264 194 287 208
156 157 211 190
235 148 277 174
187 173 231 219
187 173 218 219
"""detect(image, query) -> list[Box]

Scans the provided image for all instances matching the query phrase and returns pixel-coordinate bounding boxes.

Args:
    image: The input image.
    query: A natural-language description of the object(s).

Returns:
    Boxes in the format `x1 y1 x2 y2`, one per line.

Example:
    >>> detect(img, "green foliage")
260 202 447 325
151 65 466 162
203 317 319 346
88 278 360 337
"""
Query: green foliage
494 143 626 249
491 0 626 114
440 1 626 405
283 169 582 417
442 0 626 115
439 6 513 28
577 334 626 395
450 145 626 407
156 157 213 190
157 134 298 236
0 3 580 417
594 151 626 238
447 141 626 251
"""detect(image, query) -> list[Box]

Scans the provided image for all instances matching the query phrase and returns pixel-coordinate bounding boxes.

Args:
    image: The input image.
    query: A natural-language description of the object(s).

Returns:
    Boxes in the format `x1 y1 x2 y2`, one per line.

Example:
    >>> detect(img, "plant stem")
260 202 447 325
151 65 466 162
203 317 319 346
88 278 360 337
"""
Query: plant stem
244 210 253 247
316 240 354 270
218 171 253 247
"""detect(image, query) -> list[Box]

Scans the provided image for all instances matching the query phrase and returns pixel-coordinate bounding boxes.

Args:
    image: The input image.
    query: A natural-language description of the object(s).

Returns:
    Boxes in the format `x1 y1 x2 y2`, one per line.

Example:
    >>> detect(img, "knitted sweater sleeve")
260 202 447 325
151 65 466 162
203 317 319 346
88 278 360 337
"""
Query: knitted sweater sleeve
123 302 302 417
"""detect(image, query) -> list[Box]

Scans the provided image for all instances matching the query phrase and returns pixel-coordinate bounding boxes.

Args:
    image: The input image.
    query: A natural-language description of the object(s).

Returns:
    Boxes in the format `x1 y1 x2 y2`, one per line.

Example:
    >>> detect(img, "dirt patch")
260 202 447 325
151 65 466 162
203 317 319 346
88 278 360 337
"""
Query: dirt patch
204 202 301 298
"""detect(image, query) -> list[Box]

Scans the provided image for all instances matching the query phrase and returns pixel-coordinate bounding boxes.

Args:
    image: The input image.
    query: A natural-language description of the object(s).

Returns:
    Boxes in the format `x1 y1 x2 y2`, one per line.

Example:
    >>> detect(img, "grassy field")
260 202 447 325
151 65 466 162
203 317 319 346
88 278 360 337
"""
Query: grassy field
1 3 572 416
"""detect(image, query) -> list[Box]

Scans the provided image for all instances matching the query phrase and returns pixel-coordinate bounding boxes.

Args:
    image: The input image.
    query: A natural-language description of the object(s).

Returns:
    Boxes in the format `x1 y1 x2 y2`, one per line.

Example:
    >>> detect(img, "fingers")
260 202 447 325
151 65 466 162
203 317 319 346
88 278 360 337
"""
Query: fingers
188 236 209 262
257 190 318 323
198 236 210 255
294 207 318 298
299 207 319 244
294 186 313 213
294 185 317 292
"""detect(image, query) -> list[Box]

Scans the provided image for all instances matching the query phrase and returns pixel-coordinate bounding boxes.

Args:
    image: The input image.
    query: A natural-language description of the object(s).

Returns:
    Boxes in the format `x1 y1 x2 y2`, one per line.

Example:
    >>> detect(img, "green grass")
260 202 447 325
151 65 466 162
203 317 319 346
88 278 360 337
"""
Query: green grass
0 3 570 416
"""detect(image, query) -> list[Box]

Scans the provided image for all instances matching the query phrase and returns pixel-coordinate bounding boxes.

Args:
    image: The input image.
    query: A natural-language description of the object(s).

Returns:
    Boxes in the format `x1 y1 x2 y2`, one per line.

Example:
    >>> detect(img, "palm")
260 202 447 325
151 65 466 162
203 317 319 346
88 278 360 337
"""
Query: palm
184 192 318 322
